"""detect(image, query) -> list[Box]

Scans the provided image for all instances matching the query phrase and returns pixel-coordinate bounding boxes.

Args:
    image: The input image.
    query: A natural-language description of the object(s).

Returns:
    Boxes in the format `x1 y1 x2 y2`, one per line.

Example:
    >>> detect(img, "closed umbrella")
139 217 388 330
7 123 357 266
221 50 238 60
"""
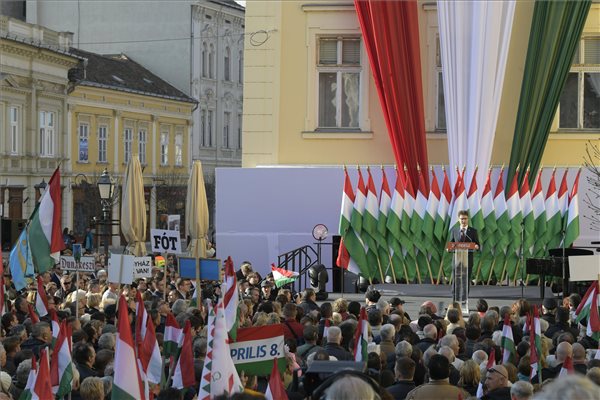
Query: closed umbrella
186 160 209 258
121 155 147 257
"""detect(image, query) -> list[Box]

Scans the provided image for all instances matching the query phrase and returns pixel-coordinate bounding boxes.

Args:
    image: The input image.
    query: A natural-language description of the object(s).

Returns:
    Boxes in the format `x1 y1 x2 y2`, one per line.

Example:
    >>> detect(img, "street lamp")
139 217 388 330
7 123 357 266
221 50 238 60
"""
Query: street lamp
34 178 47 202
97 169 114 265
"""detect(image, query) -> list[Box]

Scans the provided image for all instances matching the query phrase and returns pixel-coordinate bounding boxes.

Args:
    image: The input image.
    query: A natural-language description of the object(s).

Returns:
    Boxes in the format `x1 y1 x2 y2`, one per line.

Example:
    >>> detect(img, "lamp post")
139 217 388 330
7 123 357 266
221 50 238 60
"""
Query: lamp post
97 169 114 267
34 178 47 202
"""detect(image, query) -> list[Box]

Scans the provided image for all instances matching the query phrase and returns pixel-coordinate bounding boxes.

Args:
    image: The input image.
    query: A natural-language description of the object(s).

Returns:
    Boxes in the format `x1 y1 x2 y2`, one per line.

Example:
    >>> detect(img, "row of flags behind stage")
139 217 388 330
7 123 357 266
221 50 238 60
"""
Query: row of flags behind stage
337 165 582 285
9 167 65 291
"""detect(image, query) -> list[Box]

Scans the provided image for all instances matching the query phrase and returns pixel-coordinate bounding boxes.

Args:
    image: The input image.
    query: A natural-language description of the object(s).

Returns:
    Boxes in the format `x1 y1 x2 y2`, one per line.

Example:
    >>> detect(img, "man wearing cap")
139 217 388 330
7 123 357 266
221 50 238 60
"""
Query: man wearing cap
260 280 276 302
390 297 411 322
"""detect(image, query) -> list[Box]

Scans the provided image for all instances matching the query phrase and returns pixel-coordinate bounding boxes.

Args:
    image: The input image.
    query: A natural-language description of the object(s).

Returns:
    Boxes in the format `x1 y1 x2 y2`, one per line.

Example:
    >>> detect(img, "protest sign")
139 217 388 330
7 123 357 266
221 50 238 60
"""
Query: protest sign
179 257 221 281
229 324 286 376
108 254 134 284
60 256 96 272
150 229 182 254
132 257 153 279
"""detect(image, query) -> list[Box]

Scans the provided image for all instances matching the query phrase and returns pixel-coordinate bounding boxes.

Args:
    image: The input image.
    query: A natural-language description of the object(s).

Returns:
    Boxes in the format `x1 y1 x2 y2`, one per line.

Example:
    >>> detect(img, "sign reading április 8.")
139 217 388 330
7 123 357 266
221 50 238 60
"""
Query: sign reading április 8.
150 229 182 254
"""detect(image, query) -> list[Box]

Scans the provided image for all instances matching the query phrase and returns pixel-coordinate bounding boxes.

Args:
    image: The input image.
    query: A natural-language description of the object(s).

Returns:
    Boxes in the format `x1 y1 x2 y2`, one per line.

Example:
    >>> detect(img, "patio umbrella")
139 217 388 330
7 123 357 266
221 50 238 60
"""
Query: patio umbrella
121 155 147 257
186 160 209 258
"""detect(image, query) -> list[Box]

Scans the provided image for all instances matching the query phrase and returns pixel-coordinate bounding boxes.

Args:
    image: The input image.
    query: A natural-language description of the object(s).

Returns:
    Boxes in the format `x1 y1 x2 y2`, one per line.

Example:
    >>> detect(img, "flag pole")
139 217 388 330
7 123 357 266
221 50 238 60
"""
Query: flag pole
387 252 398 284
487 257 497 285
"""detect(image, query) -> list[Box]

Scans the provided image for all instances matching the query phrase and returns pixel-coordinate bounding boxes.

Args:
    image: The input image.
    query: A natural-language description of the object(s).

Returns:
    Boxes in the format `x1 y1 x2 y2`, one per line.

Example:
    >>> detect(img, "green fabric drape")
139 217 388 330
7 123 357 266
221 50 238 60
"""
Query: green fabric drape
507 0 591 186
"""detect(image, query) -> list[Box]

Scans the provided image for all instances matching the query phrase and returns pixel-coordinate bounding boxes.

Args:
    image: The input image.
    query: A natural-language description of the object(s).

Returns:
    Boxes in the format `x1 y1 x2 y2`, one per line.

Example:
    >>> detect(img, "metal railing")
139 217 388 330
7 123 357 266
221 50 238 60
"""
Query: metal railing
277 245 319 293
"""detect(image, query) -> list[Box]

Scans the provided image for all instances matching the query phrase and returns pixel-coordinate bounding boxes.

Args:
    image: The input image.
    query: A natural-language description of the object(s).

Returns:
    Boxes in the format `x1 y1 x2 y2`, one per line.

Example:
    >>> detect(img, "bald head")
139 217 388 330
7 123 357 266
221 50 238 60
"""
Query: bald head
556 341 573 363
572 343 586 362
438 346 455 363
423 324 437 340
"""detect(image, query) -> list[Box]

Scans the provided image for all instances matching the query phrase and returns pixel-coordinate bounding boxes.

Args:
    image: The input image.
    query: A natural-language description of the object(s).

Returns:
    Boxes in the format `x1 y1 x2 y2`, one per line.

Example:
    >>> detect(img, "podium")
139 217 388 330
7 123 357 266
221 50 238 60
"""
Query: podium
447 242 478 311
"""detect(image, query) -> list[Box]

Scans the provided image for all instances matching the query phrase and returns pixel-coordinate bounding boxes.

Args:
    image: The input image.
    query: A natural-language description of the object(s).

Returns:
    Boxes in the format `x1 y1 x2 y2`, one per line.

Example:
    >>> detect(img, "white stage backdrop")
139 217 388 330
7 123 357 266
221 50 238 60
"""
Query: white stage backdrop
216 166 598 282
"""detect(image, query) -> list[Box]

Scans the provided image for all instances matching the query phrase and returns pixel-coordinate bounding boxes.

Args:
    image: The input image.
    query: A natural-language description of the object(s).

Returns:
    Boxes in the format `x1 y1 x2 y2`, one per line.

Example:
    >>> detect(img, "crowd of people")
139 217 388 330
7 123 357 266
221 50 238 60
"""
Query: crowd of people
0 255 599 399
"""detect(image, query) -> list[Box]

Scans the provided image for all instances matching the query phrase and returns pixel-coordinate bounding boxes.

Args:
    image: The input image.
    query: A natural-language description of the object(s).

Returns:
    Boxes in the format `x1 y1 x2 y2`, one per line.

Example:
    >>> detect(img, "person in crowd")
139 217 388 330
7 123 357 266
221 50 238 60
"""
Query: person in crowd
365 288 381 313
482 365 511 400
405 354 468 400
299 288 320 315
324 326 353 361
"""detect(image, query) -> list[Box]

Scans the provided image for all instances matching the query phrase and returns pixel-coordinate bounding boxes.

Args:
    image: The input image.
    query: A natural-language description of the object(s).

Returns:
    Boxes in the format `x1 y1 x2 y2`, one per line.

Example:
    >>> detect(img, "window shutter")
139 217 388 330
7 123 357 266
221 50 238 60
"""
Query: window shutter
342 39 360 65
319 39 337 64
584 37 600 65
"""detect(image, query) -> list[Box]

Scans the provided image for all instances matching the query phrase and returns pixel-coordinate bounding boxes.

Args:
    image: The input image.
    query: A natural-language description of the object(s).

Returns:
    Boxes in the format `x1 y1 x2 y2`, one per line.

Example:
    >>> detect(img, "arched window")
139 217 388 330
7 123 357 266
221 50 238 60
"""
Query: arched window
209 44 215 79
202 42 208 77
224 46 231 81
238 50 243 83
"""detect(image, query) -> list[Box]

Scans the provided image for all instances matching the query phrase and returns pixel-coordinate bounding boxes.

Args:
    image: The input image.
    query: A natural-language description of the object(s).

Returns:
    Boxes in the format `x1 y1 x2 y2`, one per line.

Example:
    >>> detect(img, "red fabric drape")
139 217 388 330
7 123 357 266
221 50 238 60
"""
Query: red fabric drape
354 0 429 190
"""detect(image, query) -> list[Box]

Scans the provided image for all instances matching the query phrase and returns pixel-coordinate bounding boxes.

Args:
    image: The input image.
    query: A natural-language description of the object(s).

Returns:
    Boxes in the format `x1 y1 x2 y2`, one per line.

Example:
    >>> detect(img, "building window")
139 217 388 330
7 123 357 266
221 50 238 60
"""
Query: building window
207 110 213 147
559 37 600 130
138 128 147 164
239 50 243 83
160 131 169 165
39 111 55 156
98 125 107 163
175 133 183 166
202 42 208 78
223 111 231 148
435 37 447 131
209 44 215 79
78 123 89 162
200 110 206 147
9 106 18 154
317 37 361 129
238 113 242 149
224 46 231 81
124 127 133 163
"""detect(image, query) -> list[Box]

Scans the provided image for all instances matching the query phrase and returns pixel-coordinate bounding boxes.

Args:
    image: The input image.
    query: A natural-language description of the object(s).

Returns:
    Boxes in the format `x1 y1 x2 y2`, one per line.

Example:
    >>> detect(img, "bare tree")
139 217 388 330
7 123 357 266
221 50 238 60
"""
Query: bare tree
583 141 600 231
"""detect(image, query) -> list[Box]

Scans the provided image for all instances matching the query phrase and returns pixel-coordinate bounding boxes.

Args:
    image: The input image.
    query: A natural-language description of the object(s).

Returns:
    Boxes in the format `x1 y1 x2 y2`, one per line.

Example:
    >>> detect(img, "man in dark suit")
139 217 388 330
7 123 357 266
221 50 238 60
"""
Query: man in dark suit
449 210 480 300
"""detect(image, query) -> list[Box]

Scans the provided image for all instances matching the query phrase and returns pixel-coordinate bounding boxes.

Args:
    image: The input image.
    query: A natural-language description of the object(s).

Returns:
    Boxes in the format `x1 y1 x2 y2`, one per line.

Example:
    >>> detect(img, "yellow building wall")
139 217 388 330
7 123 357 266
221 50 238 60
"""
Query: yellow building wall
243 0 599 168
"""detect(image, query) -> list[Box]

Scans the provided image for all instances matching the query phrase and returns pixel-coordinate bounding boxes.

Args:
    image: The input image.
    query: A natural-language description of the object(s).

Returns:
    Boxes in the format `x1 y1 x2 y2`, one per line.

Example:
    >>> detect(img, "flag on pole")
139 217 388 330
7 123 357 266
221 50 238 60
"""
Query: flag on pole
35 276 49 317
363 168 386 282
434 168 452 243
28 168 65 273
411 166 430 280
545 169 562 250
505 167 522 281
271 264 299 288
135 291 148 347
112 296 145 400
574 281 598 325
501 314 516 364
467 167 485 233
424 168 441 276
198 302 215 400
529 305 543 383
520 168 535 259
172 320 196 389
401 166 418 281
478 169 497 281
265 357 289 400
557 169 569 231
223 256 239 340
558 356 575 377
50 321 74 397
163 313 182 359
21 354 37 400
354 308 369 362
32 348 53 400
210 299 243 397
387 167 410 281
493 168 510 280
377 167 393 279
532 169 547 257
28 303 40 324
564 168 581 248
49 309 60 347
9 227 34 291
337 167 367 276
138 315 162 385
476 348 496 398
355 168 378 281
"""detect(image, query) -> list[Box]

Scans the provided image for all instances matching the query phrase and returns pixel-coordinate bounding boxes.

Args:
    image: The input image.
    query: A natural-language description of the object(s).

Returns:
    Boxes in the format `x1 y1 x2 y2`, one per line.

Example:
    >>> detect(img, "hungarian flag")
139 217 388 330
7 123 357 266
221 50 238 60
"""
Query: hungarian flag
529 306 543 382
31 348 53 400
501 314 515 364
545 169 561 250
21 354 37 400
434 168 452 243
271 264 299 288
478 169 497 281
520 167 535 259
400 166 418 281
574 281 600 340
138 315 162 385
198 303 215 400
557 169 569 231
28 303 40 324
411 166 430 281
172 320 196 389
163 313 182 358
467 167 485 234
377 167 393 278
35 276 49 317
354 307 369 362
559 356 575 378
564 168 581 248
28 168 65 273
210 300 243 397
365 168 386 281
493 168 510 280
531 169 547 257
265 357 289 400
476 348 496 398
355 168 378 281
49 309 60 347
505 167 522 281
112 296 145 400
424 168 441 276
387 167 409 281
223 256 239 340
135 291 148 347
338 167 366 276
50 321 74 397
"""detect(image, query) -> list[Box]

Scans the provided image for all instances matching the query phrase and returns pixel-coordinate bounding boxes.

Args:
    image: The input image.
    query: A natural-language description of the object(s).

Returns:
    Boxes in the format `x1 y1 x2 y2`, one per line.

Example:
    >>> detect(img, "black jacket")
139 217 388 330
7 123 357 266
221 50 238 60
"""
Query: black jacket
324 342 353 361
482 386 512 400
386 380 416 400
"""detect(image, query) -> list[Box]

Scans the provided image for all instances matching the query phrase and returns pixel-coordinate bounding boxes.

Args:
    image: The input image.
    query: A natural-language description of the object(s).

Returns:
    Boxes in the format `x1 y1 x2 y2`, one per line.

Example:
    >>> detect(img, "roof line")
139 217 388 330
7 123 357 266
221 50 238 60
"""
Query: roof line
78 80 198 104
0 33 85 61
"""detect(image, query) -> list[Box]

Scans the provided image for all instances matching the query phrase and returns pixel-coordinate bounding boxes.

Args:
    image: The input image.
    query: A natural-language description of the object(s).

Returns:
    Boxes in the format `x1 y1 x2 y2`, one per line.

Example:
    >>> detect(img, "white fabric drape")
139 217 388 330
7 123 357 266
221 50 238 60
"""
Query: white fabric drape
438 1 516 189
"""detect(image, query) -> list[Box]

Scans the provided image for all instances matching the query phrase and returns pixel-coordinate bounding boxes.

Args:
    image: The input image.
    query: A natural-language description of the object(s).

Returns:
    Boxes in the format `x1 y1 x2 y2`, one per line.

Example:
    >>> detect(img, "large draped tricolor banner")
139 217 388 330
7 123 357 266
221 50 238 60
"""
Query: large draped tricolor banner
354 0 429 191
437 0 516 189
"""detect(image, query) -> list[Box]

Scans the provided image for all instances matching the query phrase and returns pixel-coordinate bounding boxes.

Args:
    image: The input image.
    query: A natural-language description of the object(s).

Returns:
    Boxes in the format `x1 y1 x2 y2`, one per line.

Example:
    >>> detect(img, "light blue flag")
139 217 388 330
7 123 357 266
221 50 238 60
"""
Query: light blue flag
9 228 34 291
